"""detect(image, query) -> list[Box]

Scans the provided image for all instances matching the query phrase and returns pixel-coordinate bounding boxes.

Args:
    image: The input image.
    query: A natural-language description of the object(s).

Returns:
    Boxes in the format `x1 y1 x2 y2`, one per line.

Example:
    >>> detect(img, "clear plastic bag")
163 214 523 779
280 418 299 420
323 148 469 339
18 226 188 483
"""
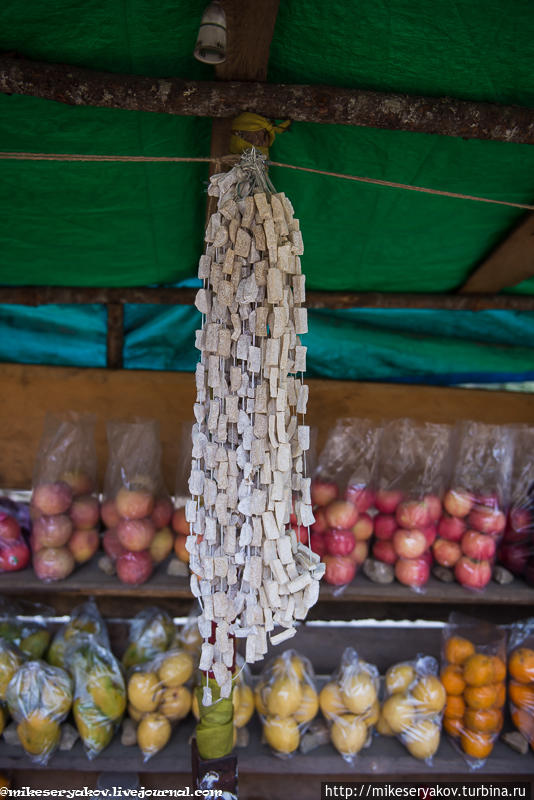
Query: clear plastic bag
256 649 319 757
47 598 109 669
127 646 194 760
507 618 534 750
441 613 506 768
121 608 177 670
311 419 382 588
318 647 378 763
0 597 52 659
380 654 445 763
372 419 452 590
65 633 126 759
5 660 72 764
102 419 173 585
31 412 100 581
0 510 30 573
441 422 514 590
499 426 534 583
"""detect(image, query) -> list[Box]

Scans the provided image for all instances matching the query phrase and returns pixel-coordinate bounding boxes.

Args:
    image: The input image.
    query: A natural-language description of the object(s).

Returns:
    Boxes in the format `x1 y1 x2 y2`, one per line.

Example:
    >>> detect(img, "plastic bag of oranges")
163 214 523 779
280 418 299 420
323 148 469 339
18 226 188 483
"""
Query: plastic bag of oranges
127 645 194 760
6 660 72 764
508 618 534 750
0 638 25 737
65 633 126 759
318 647 378 763
256 650 319 758
47 598 109 669
379 654 445 763
121 607 177 670
441 614 506 767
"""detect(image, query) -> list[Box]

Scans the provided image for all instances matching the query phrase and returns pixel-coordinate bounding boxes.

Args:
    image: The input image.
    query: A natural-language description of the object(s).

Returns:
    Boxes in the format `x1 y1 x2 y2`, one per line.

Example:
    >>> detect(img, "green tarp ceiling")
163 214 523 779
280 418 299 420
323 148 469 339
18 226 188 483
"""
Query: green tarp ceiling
0 0 533 384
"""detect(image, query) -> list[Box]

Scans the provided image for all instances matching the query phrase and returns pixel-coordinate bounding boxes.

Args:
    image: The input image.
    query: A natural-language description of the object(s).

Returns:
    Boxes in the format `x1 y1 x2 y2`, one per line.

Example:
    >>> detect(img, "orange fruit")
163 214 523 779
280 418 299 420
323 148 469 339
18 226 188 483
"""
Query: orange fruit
441 665 465 696
493 681 506 709
463 654 494 687
443 715 463 738
509 681 534 713
511 707 534 739
509 647 534 684
464 684 498 710
444 636 475 666
444 695 465 718
464 707 503 734
489 656 506 683
460 730 494 759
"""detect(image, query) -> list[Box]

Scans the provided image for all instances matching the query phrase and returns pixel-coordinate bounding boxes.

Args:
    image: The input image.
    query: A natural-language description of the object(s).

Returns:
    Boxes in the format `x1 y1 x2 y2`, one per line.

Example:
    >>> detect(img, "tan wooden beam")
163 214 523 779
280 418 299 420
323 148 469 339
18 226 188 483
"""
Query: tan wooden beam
459 213 534 293
2 54 534 144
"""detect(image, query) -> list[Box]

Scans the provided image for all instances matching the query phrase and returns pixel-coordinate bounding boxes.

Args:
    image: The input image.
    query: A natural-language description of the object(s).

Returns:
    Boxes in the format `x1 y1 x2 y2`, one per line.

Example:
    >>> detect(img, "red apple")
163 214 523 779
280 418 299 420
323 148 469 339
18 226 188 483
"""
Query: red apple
291 525 309 545
101 500 121 530
310 532 326 558
0 540 30 572
174 533 189 563
289 510 298 525
351 513 373 541
324 500 358 530
392 528 428 559
311 480 339 508
374 514 397 540
438 515 466 543
323 554 356 586
422 524 437 547
68 529 99 564
324 529 356 557
151 496 174 530
454 556 492 589
348 540 369 565
433 537 462 567
103 528 126 561
70 495 99 531
396 500 430 530
395 556 430 588
32 514 72 548
443 489 474 518
61 470 94 497
461 530 496 561
0 513 21 541
116 550 153 585
468 508 506 537
499 541 529 575
344 485 375 513
372 539 397 565
375 489 403 514
33 546 75 581
115 487 155 521
150 527 174 564
509 507 532 533
172 507 190 537
32 482 73 516
311 507 328 535
424 494 443 523
117 518 156 552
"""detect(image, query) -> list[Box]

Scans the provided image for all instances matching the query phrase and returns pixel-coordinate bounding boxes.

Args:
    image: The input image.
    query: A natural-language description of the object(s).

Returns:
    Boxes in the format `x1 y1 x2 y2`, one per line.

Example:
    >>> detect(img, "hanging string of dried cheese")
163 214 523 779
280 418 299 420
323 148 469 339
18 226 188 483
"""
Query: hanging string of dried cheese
187 149 324 702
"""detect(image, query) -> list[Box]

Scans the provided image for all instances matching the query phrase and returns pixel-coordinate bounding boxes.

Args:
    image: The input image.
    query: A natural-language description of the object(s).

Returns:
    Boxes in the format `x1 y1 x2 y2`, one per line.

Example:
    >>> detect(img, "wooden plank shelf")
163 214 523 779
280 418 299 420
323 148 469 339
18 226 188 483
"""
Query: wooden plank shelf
0 717 532 778
0 558 531 605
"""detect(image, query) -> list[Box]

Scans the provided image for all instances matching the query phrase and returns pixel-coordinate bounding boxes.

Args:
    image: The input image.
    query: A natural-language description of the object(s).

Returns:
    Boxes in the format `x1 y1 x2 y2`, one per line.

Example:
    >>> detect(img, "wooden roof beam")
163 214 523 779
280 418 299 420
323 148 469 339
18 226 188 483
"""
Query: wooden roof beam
1 54 534 145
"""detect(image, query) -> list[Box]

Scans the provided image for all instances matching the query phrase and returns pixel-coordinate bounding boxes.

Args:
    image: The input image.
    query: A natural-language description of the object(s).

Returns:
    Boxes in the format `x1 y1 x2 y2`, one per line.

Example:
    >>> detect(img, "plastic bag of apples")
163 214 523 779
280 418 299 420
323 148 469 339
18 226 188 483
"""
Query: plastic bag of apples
379 654 446 763
438 421 514 591
508 618 534 751
31 412 100 581
101 419 174 585
310 418 382 589
372 419 452 590
441 613 506 768
498 426 534 584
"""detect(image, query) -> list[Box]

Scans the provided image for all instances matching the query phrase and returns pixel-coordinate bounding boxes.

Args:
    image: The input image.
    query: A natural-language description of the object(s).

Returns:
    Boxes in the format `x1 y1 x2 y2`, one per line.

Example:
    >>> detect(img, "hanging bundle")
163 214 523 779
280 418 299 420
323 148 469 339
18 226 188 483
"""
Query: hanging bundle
187 150 323 719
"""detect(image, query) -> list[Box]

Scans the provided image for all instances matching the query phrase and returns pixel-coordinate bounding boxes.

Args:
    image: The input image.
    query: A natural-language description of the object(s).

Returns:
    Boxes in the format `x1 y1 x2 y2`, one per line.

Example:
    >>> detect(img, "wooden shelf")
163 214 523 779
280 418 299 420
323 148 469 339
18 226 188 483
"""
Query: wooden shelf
1 717 532 778
0 558 531 606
